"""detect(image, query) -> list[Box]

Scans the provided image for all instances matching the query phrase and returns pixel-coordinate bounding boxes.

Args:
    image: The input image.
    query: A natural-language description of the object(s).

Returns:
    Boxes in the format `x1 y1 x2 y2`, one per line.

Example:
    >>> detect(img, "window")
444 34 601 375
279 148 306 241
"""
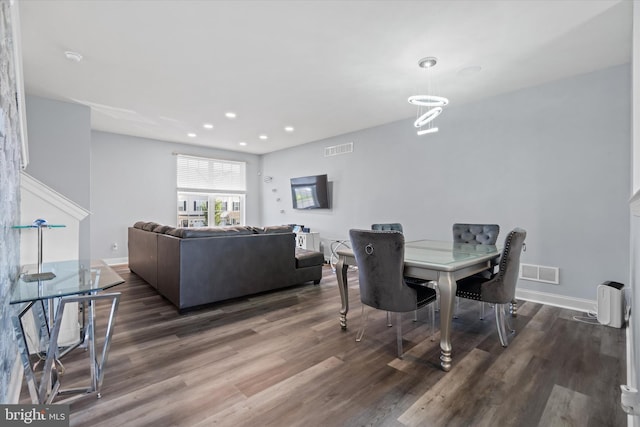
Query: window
176 155 246 227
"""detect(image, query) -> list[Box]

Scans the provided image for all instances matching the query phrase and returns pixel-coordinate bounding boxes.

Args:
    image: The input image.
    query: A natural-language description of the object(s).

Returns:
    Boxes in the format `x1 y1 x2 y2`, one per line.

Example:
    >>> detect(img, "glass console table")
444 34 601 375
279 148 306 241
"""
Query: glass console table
10 260 124 404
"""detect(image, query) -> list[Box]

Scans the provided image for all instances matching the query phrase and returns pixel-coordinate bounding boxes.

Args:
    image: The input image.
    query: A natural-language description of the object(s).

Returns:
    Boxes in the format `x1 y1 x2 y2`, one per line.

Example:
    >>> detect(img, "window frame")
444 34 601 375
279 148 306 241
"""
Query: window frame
176 154 247 228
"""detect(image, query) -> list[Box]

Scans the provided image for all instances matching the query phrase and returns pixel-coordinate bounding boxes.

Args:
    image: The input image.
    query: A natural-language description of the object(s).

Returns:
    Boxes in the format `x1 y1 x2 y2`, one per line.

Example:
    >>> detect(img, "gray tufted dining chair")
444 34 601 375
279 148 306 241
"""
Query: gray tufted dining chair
371 223 404 233
372 223 430 320
452 223 500 319
452 223 500 246
349 229 437 358
455 228 527 347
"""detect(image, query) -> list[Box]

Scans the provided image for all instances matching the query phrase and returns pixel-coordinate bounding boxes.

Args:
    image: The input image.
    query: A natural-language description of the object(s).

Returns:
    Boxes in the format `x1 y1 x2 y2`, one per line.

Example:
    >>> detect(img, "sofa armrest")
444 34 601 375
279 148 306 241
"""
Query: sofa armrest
295 248 324 269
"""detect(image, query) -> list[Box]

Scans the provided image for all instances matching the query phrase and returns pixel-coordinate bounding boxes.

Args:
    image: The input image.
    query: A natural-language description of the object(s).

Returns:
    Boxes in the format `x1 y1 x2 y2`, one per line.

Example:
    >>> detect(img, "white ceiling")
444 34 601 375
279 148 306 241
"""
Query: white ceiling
17 0 632 155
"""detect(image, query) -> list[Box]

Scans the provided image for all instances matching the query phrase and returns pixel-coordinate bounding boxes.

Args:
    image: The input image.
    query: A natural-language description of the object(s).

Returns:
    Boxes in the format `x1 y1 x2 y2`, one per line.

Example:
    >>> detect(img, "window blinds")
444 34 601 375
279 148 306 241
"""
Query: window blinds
177 155 246 192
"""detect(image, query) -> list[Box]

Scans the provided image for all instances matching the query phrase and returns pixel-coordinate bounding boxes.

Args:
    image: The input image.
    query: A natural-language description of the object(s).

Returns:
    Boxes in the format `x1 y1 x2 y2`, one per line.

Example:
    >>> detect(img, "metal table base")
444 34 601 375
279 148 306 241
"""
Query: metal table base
12 292 121 404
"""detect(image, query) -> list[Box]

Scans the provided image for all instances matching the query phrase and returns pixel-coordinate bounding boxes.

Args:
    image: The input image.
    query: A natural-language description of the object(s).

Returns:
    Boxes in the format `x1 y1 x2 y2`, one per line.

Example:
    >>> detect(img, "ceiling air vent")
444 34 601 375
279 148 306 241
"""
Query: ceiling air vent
324 142 353 157
519 263 559 285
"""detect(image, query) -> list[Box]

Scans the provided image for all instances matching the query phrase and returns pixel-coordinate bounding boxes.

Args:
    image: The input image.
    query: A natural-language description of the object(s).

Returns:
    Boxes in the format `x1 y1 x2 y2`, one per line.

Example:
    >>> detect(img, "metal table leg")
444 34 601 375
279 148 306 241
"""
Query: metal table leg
11 292 121 403
336 256 349 329
53 292 121 400
437 272 456 372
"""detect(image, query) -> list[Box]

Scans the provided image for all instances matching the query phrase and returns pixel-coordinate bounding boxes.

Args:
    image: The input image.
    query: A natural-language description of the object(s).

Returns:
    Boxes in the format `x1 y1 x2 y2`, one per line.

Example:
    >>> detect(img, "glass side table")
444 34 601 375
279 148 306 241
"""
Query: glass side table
10 260 124 404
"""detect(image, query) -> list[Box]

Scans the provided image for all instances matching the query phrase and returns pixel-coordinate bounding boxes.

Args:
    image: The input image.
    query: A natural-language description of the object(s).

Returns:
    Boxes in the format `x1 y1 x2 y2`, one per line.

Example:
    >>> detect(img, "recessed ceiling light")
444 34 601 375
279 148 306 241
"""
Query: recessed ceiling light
418 57 437 69
239 142 247 146
225 112 237 119
203 123 214 129
64 50 83 62
187 133 197 138
259 134 268 140
284 126 294 132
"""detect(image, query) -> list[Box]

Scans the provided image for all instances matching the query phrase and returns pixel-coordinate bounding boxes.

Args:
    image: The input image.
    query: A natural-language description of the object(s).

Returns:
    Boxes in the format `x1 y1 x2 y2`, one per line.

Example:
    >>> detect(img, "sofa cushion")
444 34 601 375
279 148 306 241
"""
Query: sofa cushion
166 226 255 238
142 221 161 231
253 225 294 234
133 221 147 229
295 248 324 268
153 225 174 234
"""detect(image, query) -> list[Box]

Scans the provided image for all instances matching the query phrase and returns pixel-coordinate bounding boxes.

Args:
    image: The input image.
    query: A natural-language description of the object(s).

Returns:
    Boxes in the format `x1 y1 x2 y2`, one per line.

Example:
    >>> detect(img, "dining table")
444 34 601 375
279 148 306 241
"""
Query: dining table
335 239 500 372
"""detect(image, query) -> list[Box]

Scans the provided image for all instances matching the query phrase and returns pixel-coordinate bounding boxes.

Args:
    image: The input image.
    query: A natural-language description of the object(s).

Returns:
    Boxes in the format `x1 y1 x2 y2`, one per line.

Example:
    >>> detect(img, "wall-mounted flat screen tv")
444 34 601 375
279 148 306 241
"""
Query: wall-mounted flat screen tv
290 174 329 209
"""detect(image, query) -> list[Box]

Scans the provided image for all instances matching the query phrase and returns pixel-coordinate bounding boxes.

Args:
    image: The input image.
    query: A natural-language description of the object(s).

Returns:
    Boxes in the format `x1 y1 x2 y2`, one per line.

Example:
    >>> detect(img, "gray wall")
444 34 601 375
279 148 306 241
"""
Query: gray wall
24 95 91 263
0 0 23 403
90 131 262 260
261 64 631 301
23 64 631 304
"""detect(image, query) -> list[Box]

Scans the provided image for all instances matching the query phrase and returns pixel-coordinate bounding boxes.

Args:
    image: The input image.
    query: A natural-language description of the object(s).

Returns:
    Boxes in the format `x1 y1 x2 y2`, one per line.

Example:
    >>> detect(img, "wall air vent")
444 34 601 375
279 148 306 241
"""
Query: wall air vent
519 263 560 285
324 142 353 157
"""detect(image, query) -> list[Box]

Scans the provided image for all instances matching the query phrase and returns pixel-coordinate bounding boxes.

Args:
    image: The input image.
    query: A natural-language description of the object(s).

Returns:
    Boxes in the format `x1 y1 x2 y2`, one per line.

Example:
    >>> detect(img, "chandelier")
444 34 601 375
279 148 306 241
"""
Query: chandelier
408 57 449 135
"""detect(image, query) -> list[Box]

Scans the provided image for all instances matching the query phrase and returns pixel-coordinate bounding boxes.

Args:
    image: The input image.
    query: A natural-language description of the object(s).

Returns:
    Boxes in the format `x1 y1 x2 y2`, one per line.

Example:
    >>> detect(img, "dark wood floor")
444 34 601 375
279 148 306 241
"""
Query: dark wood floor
23 265 627 426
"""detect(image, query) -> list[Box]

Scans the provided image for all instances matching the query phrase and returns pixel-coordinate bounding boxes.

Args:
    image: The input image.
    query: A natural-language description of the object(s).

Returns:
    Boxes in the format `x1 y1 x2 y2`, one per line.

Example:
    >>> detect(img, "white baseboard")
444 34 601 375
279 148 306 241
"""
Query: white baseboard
515 288 596 313
8 352 23 403
103 257 128 266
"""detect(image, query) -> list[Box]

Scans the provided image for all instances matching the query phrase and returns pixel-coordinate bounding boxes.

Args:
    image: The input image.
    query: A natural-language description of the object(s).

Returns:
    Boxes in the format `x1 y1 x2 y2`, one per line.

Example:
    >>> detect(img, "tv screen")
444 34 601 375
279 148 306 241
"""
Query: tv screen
290 174 329 209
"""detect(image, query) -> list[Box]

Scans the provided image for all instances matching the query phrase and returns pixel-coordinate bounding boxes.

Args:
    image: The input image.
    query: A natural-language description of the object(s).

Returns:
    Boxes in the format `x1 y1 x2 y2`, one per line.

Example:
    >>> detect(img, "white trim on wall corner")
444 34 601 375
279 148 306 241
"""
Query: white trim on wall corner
20 172 90 221
10 0 28 170
627 318 636 426
516 288 596 313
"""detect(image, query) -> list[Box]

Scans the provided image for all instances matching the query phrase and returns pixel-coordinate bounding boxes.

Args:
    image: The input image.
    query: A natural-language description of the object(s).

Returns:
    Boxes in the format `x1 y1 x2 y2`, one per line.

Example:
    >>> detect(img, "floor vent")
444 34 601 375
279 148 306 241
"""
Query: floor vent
324 142 353 157
519 263 560 284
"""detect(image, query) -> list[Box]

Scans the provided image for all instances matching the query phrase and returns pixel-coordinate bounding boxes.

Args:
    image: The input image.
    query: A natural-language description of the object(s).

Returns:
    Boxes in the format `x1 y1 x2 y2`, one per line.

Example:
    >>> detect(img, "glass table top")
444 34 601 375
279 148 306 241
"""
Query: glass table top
404 240 500 270
338 239 501 271
10 260 125 304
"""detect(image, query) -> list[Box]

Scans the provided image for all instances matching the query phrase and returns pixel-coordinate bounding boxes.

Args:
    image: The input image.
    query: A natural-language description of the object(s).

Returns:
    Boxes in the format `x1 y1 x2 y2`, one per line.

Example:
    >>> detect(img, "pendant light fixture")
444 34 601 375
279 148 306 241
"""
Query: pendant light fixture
408 57 449 135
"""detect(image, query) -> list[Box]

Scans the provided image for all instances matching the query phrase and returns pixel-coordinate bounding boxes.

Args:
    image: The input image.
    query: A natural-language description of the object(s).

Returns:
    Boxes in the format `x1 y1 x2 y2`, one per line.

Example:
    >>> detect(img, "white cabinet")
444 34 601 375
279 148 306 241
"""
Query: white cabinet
296 232 320 251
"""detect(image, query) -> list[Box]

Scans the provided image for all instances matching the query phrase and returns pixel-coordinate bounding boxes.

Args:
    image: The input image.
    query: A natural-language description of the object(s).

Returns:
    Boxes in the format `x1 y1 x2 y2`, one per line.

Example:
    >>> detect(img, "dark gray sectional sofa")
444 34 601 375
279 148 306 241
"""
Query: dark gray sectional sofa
128 221 324 312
